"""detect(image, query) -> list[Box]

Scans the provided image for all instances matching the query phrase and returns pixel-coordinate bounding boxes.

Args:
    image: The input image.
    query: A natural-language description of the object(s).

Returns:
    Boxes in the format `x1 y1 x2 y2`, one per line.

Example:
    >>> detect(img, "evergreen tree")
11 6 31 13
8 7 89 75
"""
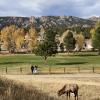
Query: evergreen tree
64 31 75 52
34 29 58 60
93 21 100 55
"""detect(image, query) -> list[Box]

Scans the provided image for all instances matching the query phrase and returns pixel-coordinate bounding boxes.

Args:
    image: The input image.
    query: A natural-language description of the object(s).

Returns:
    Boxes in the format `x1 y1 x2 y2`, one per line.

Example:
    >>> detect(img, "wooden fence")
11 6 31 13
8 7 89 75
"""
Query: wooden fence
0 66 100 75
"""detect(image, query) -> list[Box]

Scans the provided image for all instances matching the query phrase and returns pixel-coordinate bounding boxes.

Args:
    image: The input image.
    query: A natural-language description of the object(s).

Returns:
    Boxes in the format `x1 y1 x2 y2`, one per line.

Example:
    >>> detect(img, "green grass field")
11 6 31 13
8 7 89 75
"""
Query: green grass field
0 52 100 74
0 52 100 68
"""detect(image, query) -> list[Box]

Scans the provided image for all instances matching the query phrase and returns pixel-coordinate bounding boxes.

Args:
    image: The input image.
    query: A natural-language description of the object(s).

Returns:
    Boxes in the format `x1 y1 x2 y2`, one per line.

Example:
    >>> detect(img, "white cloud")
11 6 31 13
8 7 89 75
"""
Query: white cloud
0 0 100 17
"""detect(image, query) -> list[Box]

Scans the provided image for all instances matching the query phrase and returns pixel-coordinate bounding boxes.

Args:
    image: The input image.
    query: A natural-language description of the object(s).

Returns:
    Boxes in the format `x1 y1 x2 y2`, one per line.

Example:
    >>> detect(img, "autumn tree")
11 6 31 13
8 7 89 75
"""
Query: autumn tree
14 28 25 51
90 28 95 39
1 25 16 53
28 27 37 52
75 32 85 51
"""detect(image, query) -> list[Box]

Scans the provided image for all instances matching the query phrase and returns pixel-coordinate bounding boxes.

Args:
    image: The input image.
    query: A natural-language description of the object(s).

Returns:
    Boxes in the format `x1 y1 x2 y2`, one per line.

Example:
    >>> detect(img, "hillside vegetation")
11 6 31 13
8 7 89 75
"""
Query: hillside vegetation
0 16 95 29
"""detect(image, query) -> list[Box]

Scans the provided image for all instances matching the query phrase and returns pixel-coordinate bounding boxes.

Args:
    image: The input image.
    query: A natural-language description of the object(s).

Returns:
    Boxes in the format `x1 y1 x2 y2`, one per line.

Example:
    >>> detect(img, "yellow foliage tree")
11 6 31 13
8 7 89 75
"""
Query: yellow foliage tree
90 28 95 39
1 25 25 53
1 25 16 53
75 33 85 51
28 27 37 52
14 28 24 51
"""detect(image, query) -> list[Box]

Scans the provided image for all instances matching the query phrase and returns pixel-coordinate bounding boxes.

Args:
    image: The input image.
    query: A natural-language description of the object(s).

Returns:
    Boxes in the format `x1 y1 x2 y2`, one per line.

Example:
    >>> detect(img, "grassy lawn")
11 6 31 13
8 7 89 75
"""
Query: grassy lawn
0 52 100 69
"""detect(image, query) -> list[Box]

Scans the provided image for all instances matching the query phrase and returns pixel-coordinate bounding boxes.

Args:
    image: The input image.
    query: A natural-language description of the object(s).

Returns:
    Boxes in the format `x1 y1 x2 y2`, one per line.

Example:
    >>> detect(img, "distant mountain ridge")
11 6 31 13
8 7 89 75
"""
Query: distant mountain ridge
89 16 100 21
0 16 96 29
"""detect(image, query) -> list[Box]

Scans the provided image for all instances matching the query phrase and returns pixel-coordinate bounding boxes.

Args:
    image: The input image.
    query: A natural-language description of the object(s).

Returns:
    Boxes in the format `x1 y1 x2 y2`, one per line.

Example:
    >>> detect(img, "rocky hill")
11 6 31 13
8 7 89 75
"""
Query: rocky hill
0 16 96 29
89 16 100 21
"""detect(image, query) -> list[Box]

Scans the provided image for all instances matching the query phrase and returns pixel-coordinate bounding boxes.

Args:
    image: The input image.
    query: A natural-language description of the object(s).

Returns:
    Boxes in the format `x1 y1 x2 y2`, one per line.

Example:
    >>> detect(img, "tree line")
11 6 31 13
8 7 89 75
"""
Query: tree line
0 25 37 53
0 21 100 59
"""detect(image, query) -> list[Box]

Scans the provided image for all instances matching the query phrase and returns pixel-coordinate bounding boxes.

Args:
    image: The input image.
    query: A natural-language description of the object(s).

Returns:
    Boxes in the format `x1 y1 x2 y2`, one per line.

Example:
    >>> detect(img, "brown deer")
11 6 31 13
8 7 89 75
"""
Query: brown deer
57 84 79 100
0 87 8 96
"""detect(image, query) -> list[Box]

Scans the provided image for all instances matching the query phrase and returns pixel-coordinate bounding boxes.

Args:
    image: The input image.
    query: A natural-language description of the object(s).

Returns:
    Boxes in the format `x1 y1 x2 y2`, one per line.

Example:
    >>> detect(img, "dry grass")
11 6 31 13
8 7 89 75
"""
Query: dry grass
2 74 100 100
0 66 100 75
0 77 60 100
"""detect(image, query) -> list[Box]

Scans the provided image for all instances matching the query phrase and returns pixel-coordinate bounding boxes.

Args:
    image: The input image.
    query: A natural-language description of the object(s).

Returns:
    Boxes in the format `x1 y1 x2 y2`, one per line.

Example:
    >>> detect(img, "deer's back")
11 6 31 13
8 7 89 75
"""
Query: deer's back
65 84 79 92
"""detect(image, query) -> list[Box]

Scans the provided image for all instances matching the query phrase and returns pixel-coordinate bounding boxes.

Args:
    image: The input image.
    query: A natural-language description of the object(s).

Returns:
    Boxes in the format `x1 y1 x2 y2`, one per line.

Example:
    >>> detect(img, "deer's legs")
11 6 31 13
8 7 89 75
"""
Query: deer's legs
68 92 70 99
74 91 78 100
66 92 69 100
76 91 78 100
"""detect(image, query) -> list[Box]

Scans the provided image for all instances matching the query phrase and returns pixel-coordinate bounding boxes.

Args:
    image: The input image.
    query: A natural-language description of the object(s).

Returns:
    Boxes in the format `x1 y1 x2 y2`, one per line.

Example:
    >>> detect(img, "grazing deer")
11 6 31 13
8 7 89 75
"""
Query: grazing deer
0 87 7 96
57 84 79 100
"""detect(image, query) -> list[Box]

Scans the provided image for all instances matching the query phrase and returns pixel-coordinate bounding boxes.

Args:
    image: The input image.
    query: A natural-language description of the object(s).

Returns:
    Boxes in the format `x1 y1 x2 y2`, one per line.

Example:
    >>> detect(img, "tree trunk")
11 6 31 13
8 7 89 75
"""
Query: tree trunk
98 49 100 55
44 56 47 60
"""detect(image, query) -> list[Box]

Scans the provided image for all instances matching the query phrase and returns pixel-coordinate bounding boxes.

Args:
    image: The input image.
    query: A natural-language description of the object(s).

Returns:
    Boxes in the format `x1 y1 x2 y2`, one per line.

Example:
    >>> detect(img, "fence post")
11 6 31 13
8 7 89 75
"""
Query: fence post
20 67 22 74
6 67 7 74
93 67 95 73
64 67 66 74
78 67 80 73
49 67 51 74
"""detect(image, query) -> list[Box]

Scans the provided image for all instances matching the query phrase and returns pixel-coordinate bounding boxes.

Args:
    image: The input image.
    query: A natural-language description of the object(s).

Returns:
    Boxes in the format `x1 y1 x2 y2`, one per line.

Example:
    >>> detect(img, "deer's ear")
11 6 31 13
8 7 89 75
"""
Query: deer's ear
63 85 66 90
57 91 60 96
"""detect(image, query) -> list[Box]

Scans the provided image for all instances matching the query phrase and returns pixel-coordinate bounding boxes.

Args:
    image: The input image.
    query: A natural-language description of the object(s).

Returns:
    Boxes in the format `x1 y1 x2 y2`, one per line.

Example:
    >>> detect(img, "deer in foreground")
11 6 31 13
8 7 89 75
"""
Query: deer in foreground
57 84 79 100
0 87 7 96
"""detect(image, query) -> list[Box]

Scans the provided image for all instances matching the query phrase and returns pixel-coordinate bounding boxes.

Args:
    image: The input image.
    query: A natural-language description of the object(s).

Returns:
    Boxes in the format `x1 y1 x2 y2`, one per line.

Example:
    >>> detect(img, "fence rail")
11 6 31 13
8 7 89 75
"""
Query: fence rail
0 66 100 75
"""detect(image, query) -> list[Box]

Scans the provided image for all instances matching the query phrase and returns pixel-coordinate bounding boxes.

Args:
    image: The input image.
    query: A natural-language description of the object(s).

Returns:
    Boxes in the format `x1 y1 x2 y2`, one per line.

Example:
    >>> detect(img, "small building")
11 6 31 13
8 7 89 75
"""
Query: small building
83 39 93 50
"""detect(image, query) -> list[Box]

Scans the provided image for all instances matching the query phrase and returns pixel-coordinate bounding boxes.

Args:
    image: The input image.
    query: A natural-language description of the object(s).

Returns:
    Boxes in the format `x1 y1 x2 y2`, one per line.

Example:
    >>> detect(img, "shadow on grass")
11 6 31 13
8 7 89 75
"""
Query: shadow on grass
72 54 98 57
71 52 98 57
0 62 28 65
56 62 87 65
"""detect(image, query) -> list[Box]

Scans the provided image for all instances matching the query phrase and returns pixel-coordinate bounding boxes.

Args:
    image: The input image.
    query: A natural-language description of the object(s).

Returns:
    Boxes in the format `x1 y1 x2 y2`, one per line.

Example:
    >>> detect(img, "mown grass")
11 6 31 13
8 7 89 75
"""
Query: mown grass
0 52 100 69
0 77 59 100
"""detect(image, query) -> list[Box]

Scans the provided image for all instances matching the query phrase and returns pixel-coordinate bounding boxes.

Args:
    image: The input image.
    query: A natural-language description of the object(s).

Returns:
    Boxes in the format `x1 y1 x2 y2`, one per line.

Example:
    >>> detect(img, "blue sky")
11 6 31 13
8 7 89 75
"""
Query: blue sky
0 0 100 18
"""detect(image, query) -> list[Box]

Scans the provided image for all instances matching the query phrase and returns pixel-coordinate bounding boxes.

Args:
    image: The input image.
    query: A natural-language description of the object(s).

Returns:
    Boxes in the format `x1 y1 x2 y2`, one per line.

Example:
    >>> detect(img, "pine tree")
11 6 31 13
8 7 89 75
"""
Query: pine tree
64 30 75 52
34 29 58 60
93 21 100 55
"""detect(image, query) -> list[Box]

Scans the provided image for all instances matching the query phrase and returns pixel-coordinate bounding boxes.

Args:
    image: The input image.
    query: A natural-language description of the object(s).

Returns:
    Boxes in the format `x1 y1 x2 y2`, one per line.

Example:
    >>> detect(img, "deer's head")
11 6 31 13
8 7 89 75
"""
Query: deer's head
57 85 66 96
